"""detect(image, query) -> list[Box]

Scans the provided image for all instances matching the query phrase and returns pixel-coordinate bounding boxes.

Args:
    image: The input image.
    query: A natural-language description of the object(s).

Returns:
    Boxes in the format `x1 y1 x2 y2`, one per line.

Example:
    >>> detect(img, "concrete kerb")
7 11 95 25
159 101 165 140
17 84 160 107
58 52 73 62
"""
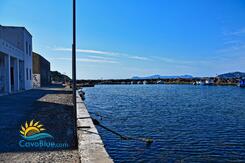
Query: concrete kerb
76 92 113 163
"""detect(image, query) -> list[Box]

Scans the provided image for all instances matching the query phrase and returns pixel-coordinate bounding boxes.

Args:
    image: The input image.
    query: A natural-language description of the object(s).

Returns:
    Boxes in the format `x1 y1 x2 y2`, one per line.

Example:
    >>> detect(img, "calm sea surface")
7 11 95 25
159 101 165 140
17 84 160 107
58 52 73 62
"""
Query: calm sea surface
84 85 245 162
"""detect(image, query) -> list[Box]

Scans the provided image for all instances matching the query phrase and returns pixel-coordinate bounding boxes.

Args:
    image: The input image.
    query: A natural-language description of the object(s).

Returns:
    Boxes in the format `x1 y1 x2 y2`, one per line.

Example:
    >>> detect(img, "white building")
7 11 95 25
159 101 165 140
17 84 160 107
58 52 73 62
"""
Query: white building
0 25 33 94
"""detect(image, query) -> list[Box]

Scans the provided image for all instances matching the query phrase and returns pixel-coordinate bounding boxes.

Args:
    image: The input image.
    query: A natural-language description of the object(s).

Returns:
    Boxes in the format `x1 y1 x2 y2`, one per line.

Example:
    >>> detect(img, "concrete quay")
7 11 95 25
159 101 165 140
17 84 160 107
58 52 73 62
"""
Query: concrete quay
76 92 113 163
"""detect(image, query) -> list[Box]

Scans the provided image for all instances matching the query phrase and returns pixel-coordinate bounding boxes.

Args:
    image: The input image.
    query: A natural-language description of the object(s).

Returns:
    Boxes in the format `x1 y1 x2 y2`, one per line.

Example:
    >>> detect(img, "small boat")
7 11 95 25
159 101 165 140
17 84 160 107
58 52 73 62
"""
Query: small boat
143 80 148 85
78 89 85 100
238 78 245 87
204 79 214 85
194 81 205 85
157 80 164 84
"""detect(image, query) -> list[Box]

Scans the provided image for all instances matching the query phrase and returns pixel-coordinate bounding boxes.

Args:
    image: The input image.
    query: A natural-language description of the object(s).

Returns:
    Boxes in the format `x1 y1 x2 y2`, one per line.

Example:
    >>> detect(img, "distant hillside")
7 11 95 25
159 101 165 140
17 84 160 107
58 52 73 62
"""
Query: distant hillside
217 72 245 79
51 71 71 82
132 74 193 79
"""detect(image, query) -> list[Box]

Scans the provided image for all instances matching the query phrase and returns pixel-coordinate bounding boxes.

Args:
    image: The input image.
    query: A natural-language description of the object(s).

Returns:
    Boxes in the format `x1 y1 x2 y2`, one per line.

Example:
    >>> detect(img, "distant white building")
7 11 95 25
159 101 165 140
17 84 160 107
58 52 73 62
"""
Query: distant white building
0 25 33 94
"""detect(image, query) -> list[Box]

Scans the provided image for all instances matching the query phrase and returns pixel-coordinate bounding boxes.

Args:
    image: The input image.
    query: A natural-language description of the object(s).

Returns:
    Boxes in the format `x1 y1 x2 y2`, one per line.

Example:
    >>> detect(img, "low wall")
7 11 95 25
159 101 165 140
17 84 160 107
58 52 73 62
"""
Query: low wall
76 92 113 163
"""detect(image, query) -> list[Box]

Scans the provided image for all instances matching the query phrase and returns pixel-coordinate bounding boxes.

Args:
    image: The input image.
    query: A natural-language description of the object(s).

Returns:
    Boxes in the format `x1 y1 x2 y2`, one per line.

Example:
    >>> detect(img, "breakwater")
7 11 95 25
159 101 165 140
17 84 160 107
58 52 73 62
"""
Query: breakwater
77 77 239 87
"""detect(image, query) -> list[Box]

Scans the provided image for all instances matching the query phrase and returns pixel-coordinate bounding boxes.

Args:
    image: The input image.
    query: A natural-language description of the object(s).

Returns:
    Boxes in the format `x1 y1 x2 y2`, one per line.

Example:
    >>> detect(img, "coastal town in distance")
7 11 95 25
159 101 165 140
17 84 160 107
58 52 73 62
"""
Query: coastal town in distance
1 0 245 163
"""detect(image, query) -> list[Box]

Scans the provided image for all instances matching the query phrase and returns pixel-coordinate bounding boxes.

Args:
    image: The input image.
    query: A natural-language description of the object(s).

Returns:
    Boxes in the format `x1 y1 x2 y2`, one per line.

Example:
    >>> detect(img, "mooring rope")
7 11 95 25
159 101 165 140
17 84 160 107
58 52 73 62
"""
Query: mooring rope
79 90 153 144
88 111 107 120
91 118 153 144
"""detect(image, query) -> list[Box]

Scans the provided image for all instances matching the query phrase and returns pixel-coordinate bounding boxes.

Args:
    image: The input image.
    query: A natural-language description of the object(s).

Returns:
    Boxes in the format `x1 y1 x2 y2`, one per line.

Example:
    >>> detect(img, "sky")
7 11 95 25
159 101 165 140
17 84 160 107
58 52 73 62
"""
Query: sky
1 0 245 79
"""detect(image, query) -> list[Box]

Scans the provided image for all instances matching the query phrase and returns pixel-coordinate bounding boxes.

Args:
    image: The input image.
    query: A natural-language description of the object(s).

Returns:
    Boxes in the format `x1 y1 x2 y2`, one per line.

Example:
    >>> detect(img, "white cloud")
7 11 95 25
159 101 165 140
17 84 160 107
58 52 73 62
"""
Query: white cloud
49 57 118 63
53 48 121 56
217 28 245 54
216 43 245 53
154 57 176 63
77 58 118 63
52 47 215 67
128 56 151 61
86 55 114 60
153 56 195 64
53 47 152 61
223 28 245 36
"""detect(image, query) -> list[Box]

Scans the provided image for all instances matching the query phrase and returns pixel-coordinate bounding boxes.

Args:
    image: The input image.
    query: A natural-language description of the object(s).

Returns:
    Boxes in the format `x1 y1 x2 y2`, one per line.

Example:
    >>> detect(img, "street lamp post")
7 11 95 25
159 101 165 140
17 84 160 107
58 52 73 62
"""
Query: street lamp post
72 0 78 146
72 0 77 111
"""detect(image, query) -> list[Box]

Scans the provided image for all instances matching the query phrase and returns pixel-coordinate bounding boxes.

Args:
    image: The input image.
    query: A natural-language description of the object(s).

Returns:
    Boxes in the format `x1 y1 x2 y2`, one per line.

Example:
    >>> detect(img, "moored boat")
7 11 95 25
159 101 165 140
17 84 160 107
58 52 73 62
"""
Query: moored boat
194 81 205 85
204 79 214 85
238 78 245 87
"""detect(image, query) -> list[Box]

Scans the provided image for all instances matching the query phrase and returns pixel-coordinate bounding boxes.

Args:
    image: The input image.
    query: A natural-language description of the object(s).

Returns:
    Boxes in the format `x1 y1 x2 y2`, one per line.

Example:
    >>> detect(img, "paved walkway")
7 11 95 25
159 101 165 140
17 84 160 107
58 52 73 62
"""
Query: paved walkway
0 86 79 162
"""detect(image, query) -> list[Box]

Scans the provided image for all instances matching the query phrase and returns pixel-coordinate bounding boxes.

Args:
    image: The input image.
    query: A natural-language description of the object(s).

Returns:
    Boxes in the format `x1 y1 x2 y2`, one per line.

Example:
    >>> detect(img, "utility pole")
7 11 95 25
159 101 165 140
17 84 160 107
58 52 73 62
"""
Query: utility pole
72 0 78 146
72 0 77 111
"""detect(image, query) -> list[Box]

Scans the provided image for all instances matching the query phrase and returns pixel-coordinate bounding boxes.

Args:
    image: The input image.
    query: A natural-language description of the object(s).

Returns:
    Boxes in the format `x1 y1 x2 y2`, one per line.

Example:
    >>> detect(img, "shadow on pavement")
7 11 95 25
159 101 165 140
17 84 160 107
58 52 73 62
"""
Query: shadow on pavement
0 87 77 153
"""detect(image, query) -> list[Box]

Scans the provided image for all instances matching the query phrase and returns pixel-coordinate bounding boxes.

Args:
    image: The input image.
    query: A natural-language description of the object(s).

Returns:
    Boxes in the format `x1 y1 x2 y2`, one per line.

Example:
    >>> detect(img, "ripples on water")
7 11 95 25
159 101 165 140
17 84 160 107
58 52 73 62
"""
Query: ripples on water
84 85 245 162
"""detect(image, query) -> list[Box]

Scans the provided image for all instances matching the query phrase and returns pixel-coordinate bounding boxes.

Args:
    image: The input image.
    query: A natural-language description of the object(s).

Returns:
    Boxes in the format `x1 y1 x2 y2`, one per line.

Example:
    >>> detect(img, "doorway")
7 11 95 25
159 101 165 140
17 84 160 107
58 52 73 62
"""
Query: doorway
10 66 14 91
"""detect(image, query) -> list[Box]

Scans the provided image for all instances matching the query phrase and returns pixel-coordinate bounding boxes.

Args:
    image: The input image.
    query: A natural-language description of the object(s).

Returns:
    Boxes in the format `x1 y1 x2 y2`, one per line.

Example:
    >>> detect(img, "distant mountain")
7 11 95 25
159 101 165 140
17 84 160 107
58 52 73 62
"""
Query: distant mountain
132 74 193 79
51 71 71 82
217 72 245 79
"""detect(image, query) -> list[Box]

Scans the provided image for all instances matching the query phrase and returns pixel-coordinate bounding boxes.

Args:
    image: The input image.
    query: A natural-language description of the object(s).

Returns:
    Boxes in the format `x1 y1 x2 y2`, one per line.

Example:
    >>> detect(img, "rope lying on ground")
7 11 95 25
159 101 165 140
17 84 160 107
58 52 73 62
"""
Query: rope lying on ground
92 118 153 144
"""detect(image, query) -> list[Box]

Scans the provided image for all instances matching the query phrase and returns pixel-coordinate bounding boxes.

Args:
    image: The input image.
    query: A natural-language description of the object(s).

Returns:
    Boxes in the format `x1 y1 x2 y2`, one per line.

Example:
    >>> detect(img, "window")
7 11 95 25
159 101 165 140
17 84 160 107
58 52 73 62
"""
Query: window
29 69 32 80
26 41 28 55
29 45 32 56
26 68 28 80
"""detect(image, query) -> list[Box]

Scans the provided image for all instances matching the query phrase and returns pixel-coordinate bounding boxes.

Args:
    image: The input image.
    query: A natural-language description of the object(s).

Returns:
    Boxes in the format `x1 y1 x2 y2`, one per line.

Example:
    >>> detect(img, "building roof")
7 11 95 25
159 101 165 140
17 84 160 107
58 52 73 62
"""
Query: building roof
0 25 32 37
33 52 50 65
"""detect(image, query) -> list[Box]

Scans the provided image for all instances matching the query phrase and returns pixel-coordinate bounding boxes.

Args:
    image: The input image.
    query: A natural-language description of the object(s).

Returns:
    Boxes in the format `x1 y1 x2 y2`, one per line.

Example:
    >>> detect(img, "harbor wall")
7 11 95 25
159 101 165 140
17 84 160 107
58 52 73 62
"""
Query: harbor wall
76 92 113 163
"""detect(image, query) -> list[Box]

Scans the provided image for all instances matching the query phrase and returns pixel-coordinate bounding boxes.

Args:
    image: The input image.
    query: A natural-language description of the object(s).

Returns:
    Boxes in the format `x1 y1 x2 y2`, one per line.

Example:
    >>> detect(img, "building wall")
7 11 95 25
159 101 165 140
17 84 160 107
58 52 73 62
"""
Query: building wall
32 52 40 88
33 74 41 88
0 25 32 94
24 31 32 90
19 60 25 90
0 27 24 51
32 52 50 87
0 55 5 92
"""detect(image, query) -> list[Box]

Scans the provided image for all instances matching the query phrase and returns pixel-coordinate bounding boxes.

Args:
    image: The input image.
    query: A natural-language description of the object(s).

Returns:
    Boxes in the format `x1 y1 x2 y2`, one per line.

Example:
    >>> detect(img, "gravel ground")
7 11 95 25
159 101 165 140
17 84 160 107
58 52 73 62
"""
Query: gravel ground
0 86 79 163
0 150 79 163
